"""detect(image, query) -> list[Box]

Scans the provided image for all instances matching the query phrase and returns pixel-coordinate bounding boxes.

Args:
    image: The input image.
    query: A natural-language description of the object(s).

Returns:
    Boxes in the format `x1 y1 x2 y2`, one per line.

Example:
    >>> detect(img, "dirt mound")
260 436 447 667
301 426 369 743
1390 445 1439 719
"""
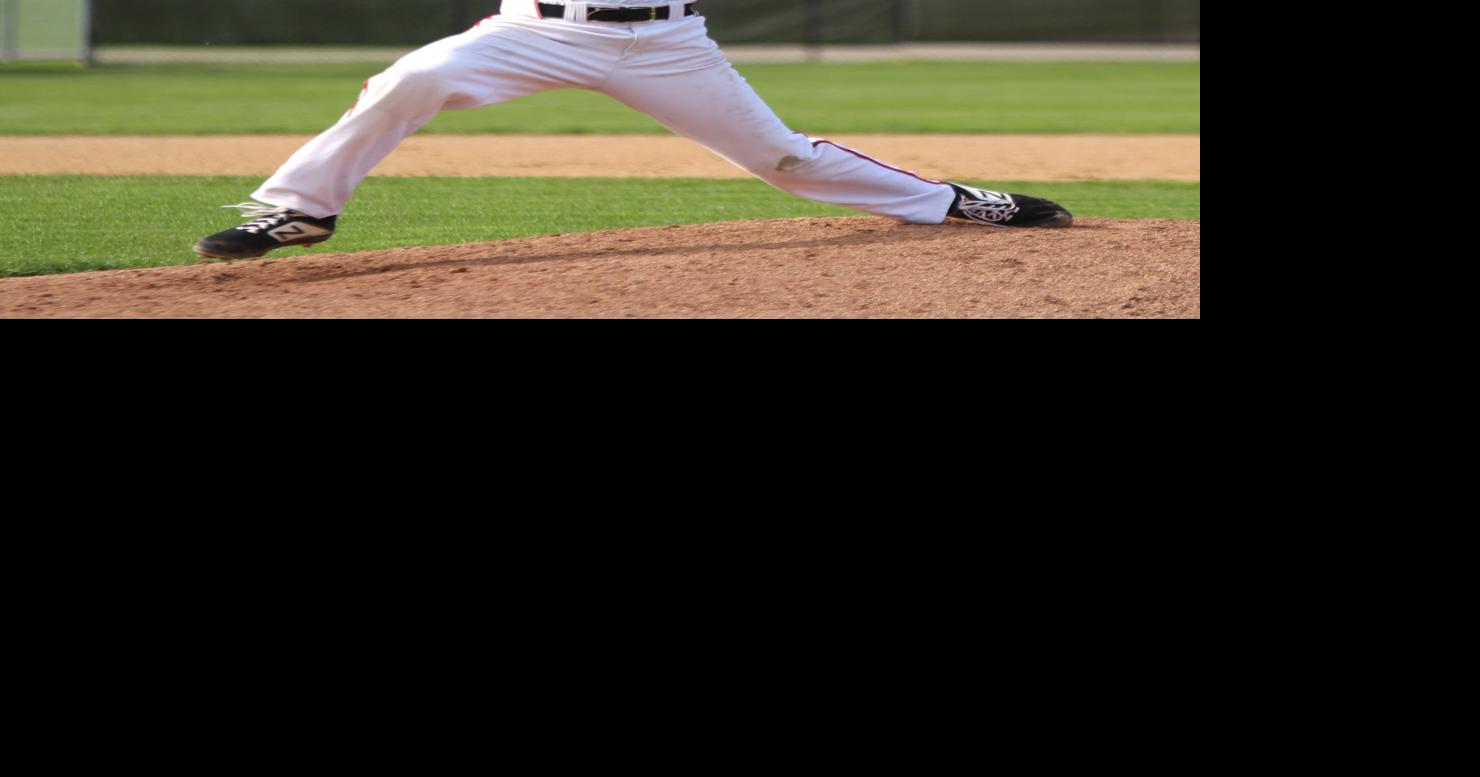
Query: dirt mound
0 218 1200 319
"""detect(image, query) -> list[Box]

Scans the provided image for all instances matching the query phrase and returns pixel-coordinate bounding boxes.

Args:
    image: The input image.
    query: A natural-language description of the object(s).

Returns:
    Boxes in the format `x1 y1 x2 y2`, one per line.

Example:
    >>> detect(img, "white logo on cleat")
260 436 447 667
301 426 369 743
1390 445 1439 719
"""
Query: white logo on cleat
956 188 1019 224
268 223 333 243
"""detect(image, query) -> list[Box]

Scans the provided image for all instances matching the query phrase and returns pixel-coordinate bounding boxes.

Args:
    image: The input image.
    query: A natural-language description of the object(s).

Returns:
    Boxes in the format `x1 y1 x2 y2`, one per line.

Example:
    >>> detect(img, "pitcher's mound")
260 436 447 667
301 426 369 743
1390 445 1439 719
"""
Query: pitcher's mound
1 217 1200 319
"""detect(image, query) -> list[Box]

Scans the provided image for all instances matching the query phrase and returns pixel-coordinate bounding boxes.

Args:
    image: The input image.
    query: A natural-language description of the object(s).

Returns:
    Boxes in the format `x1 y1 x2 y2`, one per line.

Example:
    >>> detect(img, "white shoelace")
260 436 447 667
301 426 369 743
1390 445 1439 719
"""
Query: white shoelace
223 202 296 234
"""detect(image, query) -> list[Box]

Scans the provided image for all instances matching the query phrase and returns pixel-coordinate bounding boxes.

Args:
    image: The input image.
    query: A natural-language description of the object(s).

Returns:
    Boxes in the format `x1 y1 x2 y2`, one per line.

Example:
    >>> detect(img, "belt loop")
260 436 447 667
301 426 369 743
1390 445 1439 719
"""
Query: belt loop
566 2 587 22
668 2 686 21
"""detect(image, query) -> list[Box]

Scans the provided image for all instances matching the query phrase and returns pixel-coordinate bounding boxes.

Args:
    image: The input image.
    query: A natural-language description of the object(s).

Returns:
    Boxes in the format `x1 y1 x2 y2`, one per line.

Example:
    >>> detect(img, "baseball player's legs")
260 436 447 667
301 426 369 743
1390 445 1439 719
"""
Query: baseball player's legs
598 17 957 224
253 18 628 217
199 2 1069 261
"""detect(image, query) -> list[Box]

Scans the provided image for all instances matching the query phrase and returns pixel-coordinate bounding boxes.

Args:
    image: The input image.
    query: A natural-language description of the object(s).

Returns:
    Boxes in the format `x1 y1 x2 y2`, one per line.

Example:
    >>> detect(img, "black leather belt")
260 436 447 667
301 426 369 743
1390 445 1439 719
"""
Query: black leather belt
538 2 697 22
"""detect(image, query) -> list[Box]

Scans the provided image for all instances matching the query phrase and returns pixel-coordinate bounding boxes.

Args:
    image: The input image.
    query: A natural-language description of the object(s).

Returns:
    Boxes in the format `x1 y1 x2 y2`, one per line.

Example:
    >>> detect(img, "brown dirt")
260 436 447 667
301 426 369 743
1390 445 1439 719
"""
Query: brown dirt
0 135 1200 181
0 217 1200 319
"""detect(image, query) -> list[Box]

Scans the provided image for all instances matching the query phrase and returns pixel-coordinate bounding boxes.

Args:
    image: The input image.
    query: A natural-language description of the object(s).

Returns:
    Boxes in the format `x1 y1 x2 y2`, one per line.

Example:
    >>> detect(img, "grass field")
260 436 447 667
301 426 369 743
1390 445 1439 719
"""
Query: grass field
0 61 1201 135
0 177 1199 276
1 57 1199 280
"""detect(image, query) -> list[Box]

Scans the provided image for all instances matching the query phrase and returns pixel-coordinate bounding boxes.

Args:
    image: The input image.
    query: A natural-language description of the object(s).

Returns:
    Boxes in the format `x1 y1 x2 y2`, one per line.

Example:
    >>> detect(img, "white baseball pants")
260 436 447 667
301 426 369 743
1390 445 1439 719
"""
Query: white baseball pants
254 0 958 224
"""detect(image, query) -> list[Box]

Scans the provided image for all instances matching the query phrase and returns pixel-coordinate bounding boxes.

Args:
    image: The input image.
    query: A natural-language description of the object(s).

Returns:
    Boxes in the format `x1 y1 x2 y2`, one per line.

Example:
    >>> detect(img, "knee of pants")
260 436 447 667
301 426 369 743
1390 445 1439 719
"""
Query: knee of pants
737 134 824 179
365 62 458 116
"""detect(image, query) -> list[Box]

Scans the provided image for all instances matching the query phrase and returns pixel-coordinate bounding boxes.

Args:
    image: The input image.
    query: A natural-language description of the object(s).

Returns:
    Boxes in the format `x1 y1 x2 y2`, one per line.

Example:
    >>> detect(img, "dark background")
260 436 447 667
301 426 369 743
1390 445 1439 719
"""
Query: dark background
94 0 1202 46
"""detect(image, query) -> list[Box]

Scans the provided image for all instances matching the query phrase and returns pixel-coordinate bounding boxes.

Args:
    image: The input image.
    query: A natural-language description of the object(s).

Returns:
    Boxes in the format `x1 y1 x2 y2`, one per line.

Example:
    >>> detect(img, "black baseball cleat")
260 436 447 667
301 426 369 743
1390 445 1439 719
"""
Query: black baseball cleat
946 183 1074 228
193 203 338 260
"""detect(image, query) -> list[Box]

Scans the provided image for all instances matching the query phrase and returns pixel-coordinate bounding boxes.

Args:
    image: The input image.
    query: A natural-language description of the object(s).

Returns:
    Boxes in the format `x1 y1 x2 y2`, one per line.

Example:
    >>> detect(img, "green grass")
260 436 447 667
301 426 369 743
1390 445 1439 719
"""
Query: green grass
0 176 1199 277
0 60 1200 135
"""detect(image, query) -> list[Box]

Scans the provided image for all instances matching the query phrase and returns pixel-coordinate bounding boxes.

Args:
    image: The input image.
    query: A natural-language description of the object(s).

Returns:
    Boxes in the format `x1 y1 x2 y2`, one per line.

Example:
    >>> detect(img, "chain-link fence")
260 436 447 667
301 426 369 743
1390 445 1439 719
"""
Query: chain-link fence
93 0 1200 46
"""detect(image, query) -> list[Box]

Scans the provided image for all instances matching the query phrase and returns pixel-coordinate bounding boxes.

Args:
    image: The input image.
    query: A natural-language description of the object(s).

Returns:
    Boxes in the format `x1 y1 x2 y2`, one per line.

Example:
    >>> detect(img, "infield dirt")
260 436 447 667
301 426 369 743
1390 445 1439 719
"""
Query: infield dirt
0 217 1200 319
0 134 1200 181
